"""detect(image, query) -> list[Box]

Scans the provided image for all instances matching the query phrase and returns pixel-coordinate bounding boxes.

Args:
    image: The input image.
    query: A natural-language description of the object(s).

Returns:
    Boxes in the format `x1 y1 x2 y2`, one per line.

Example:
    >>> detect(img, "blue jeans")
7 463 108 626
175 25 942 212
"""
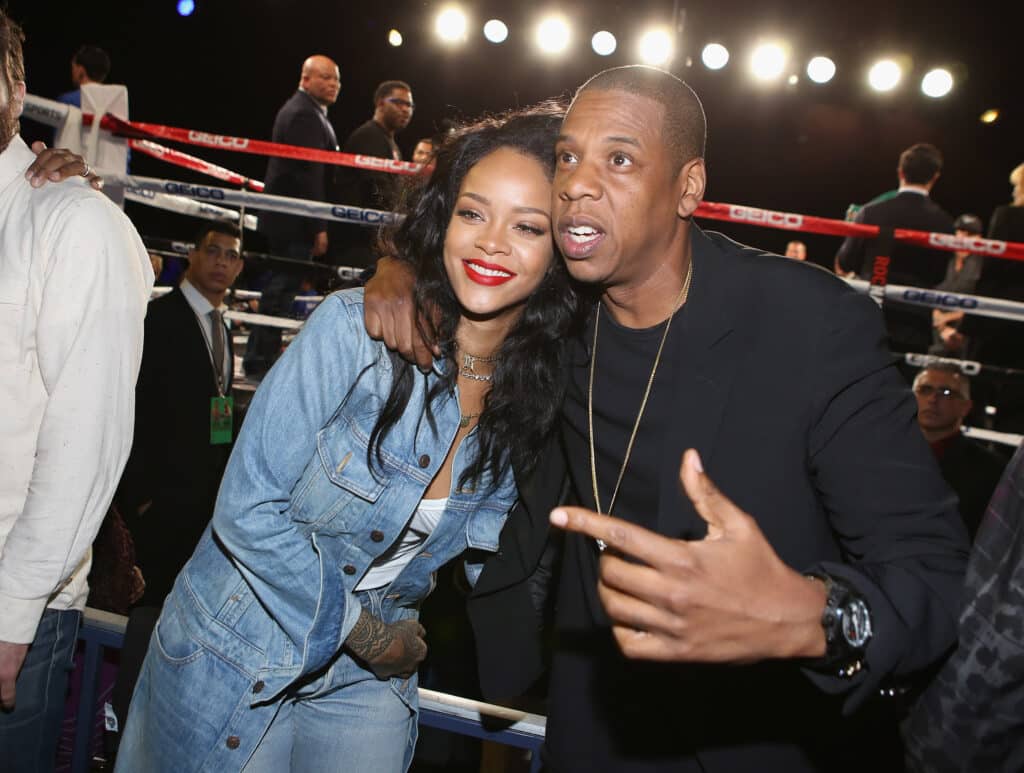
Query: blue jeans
0 608 81 773
242 586 418 773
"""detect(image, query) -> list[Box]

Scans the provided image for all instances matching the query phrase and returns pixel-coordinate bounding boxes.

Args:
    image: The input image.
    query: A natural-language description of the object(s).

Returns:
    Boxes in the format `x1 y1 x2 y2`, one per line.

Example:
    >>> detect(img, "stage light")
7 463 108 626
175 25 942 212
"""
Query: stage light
176 0 195 16
806 56 835 84
750 43 786 81
868 59 901 92
435 7 468 44
787 74 799 85
592 30 617 56
483 19 508 43
536 16 570 55
980 108 1000 124
388 29 403 47
701 43 729 70
921 68 953 98
638 28 673 66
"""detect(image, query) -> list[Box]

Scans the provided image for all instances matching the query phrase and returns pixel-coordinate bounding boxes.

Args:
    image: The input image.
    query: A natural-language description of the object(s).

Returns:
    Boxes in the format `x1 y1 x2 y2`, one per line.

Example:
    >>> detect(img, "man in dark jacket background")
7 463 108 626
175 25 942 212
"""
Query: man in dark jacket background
244 54 340 378
836 143 955 353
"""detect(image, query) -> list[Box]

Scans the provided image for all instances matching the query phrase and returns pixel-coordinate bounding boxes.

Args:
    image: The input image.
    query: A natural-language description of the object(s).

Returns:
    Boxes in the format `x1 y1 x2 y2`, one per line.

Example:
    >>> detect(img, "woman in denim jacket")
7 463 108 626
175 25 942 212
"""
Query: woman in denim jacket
115 105 578 773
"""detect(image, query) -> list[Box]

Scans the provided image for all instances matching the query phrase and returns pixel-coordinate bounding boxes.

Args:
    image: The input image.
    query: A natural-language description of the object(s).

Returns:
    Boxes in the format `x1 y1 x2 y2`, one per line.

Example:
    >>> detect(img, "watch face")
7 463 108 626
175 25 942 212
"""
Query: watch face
841 598 873 648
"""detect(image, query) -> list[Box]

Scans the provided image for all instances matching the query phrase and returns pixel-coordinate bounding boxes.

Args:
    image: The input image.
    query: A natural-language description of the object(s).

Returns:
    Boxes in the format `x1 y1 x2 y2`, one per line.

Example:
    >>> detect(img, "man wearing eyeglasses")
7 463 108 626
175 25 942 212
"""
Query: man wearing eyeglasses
334 80 414 268
913 365 1007 539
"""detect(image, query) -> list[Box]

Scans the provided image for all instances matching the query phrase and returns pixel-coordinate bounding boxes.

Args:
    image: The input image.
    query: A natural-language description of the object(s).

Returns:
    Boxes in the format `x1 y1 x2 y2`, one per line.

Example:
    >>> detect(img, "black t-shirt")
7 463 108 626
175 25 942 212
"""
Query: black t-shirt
562 301 681 533
551 303 708 773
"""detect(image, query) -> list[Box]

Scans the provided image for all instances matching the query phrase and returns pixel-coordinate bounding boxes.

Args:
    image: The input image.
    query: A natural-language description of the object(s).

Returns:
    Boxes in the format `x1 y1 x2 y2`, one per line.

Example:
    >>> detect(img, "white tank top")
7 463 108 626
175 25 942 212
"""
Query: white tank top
354 498 448 591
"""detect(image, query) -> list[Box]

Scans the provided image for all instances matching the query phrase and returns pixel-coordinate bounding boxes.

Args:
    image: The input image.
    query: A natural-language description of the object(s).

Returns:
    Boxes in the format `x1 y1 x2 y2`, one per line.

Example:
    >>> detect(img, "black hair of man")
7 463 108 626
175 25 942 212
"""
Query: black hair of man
73 45 111 82
574 65 706 173
899 143 943 185
373 80 411 104
194 221 242 248
0 10 25 96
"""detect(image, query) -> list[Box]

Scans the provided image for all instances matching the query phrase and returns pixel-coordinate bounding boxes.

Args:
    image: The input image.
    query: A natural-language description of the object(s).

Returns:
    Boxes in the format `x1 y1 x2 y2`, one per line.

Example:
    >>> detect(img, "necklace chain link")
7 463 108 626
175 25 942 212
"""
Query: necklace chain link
587 261 694 551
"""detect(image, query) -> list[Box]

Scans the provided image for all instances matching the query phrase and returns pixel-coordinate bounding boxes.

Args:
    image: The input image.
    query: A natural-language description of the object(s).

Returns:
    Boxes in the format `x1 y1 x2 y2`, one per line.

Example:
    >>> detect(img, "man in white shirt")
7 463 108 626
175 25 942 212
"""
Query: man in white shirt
0 12 153 771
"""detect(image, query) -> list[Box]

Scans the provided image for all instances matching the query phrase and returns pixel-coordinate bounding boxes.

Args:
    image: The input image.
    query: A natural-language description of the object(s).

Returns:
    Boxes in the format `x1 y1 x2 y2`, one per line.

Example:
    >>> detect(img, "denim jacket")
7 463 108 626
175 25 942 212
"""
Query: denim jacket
169 289 517 707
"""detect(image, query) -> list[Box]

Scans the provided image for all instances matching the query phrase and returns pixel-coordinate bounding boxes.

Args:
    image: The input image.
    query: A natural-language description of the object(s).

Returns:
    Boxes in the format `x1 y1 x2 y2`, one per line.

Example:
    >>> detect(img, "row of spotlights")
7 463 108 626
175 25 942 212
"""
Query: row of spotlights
426 9 959 97
434 8 675 64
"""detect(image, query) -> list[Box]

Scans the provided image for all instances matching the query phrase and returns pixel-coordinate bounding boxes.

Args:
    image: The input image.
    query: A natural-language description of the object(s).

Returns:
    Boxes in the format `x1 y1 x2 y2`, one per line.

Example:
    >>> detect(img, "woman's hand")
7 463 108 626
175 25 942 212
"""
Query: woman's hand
25 142 104 190
345 609 427 679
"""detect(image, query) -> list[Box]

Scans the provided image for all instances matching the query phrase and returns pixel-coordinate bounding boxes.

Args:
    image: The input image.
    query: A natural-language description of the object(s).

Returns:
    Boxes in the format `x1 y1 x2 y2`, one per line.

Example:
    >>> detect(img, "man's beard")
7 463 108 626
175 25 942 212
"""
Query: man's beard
0 102 18 154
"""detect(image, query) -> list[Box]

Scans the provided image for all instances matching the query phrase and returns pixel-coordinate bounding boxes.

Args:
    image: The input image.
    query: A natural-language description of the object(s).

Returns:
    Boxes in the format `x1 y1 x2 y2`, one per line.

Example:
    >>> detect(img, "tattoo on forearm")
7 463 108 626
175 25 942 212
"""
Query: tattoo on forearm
345 609 393 662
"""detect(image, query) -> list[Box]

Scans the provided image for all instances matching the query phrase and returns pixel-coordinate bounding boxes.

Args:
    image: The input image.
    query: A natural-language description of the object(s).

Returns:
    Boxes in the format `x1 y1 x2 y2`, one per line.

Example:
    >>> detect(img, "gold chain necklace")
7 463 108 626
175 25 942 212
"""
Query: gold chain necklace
588 260 693 551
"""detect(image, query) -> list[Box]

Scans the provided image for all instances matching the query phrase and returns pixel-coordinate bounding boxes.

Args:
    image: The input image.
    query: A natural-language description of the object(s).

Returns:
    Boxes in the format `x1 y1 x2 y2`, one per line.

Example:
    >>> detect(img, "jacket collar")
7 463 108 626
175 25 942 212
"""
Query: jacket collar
654 225 751 538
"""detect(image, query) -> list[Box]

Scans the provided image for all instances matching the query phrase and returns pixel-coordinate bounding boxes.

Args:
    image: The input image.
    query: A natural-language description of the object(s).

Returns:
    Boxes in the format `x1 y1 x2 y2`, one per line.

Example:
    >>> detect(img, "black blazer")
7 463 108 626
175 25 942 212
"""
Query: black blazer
118 288 233 603
469 228 969 771
336 118 401 210
836 191 954 286
259 90 339 250
937 434 1008 540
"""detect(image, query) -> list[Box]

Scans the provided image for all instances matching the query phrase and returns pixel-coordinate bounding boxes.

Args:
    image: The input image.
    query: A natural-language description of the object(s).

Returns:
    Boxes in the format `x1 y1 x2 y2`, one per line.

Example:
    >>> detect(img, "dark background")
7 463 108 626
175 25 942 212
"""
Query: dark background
11 0 1019 266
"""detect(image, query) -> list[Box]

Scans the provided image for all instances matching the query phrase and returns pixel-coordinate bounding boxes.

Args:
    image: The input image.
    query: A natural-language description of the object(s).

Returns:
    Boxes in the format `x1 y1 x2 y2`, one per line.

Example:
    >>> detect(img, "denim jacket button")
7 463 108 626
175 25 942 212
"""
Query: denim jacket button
418 454 430 468
252 680 265 694
370 530 384 542
226 736 241 750
343 564 357 575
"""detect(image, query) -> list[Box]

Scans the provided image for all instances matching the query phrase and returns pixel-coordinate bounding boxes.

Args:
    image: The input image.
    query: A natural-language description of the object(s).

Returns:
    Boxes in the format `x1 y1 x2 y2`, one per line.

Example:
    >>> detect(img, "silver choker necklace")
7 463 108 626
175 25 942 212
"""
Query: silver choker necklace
459 351 498 382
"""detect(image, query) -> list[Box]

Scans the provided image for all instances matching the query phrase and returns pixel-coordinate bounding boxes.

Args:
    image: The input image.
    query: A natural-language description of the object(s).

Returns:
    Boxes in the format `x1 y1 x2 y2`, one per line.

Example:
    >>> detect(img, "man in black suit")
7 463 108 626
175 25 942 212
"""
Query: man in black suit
119 222 243 604
912 365 1007 540
363 65 969 773
245 54 340 378
333 79 413 269
835 143 955 353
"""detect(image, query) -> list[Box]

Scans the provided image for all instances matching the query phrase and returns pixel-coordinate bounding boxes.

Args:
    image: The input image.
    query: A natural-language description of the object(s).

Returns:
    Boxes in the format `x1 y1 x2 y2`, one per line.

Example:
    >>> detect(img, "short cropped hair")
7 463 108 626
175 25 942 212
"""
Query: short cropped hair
194 221 242 248
574 65 706 172
374 80 411 104
0 10 25 96
899 143 943 185
913 364 971 399
73 45 111 82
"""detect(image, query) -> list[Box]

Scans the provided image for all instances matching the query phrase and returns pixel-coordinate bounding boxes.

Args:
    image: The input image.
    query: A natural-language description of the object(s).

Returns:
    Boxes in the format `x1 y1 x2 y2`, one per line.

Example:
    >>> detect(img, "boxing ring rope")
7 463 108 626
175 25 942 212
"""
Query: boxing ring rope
23 94 427 176
69 609 545 773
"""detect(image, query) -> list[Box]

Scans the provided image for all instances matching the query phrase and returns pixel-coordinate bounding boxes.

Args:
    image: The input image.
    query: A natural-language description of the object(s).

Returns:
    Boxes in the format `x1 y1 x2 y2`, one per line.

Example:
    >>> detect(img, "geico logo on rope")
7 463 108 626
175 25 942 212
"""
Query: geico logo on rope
902 289 979 309
928 233 1007 256
187 131 250 150
28 105 64 124
904 352 982 375
728 206 803 229
354 155 419 173
330 206 395 225
164 182 226 200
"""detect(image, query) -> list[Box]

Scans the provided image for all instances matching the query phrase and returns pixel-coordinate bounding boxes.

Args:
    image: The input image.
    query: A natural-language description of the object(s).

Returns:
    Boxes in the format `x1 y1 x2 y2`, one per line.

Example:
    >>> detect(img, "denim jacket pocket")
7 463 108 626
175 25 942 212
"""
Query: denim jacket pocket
288 417 389 536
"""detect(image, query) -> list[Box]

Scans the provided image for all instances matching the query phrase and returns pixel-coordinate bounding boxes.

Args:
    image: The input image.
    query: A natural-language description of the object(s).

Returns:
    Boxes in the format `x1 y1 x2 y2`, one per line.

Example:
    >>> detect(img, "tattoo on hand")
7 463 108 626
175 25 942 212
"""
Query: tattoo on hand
345 609 393 663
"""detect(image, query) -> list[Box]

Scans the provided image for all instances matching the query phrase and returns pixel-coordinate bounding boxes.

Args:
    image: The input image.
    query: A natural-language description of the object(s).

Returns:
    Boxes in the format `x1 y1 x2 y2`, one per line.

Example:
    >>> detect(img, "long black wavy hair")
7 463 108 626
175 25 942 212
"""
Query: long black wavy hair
370 102 581 491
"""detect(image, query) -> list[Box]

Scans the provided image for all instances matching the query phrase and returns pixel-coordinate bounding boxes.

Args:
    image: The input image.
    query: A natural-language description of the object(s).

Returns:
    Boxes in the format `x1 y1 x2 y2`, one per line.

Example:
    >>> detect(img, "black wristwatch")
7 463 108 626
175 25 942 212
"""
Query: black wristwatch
807 573 873 678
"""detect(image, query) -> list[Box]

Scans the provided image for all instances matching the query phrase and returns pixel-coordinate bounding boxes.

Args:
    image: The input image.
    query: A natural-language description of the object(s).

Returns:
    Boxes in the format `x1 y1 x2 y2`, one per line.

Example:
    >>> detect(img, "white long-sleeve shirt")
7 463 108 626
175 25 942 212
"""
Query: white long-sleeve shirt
0 135 153 644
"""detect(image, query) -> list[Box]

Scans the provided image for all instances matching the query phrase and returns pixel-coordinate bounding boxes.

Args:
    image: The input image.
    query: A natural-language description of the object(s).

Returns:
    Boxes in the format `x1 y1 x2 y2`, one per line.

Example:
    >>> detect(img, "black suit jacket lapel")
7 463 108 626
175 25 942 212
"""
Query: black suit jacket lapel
168 287 222 396
656 227 749 539
472 359 573 597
